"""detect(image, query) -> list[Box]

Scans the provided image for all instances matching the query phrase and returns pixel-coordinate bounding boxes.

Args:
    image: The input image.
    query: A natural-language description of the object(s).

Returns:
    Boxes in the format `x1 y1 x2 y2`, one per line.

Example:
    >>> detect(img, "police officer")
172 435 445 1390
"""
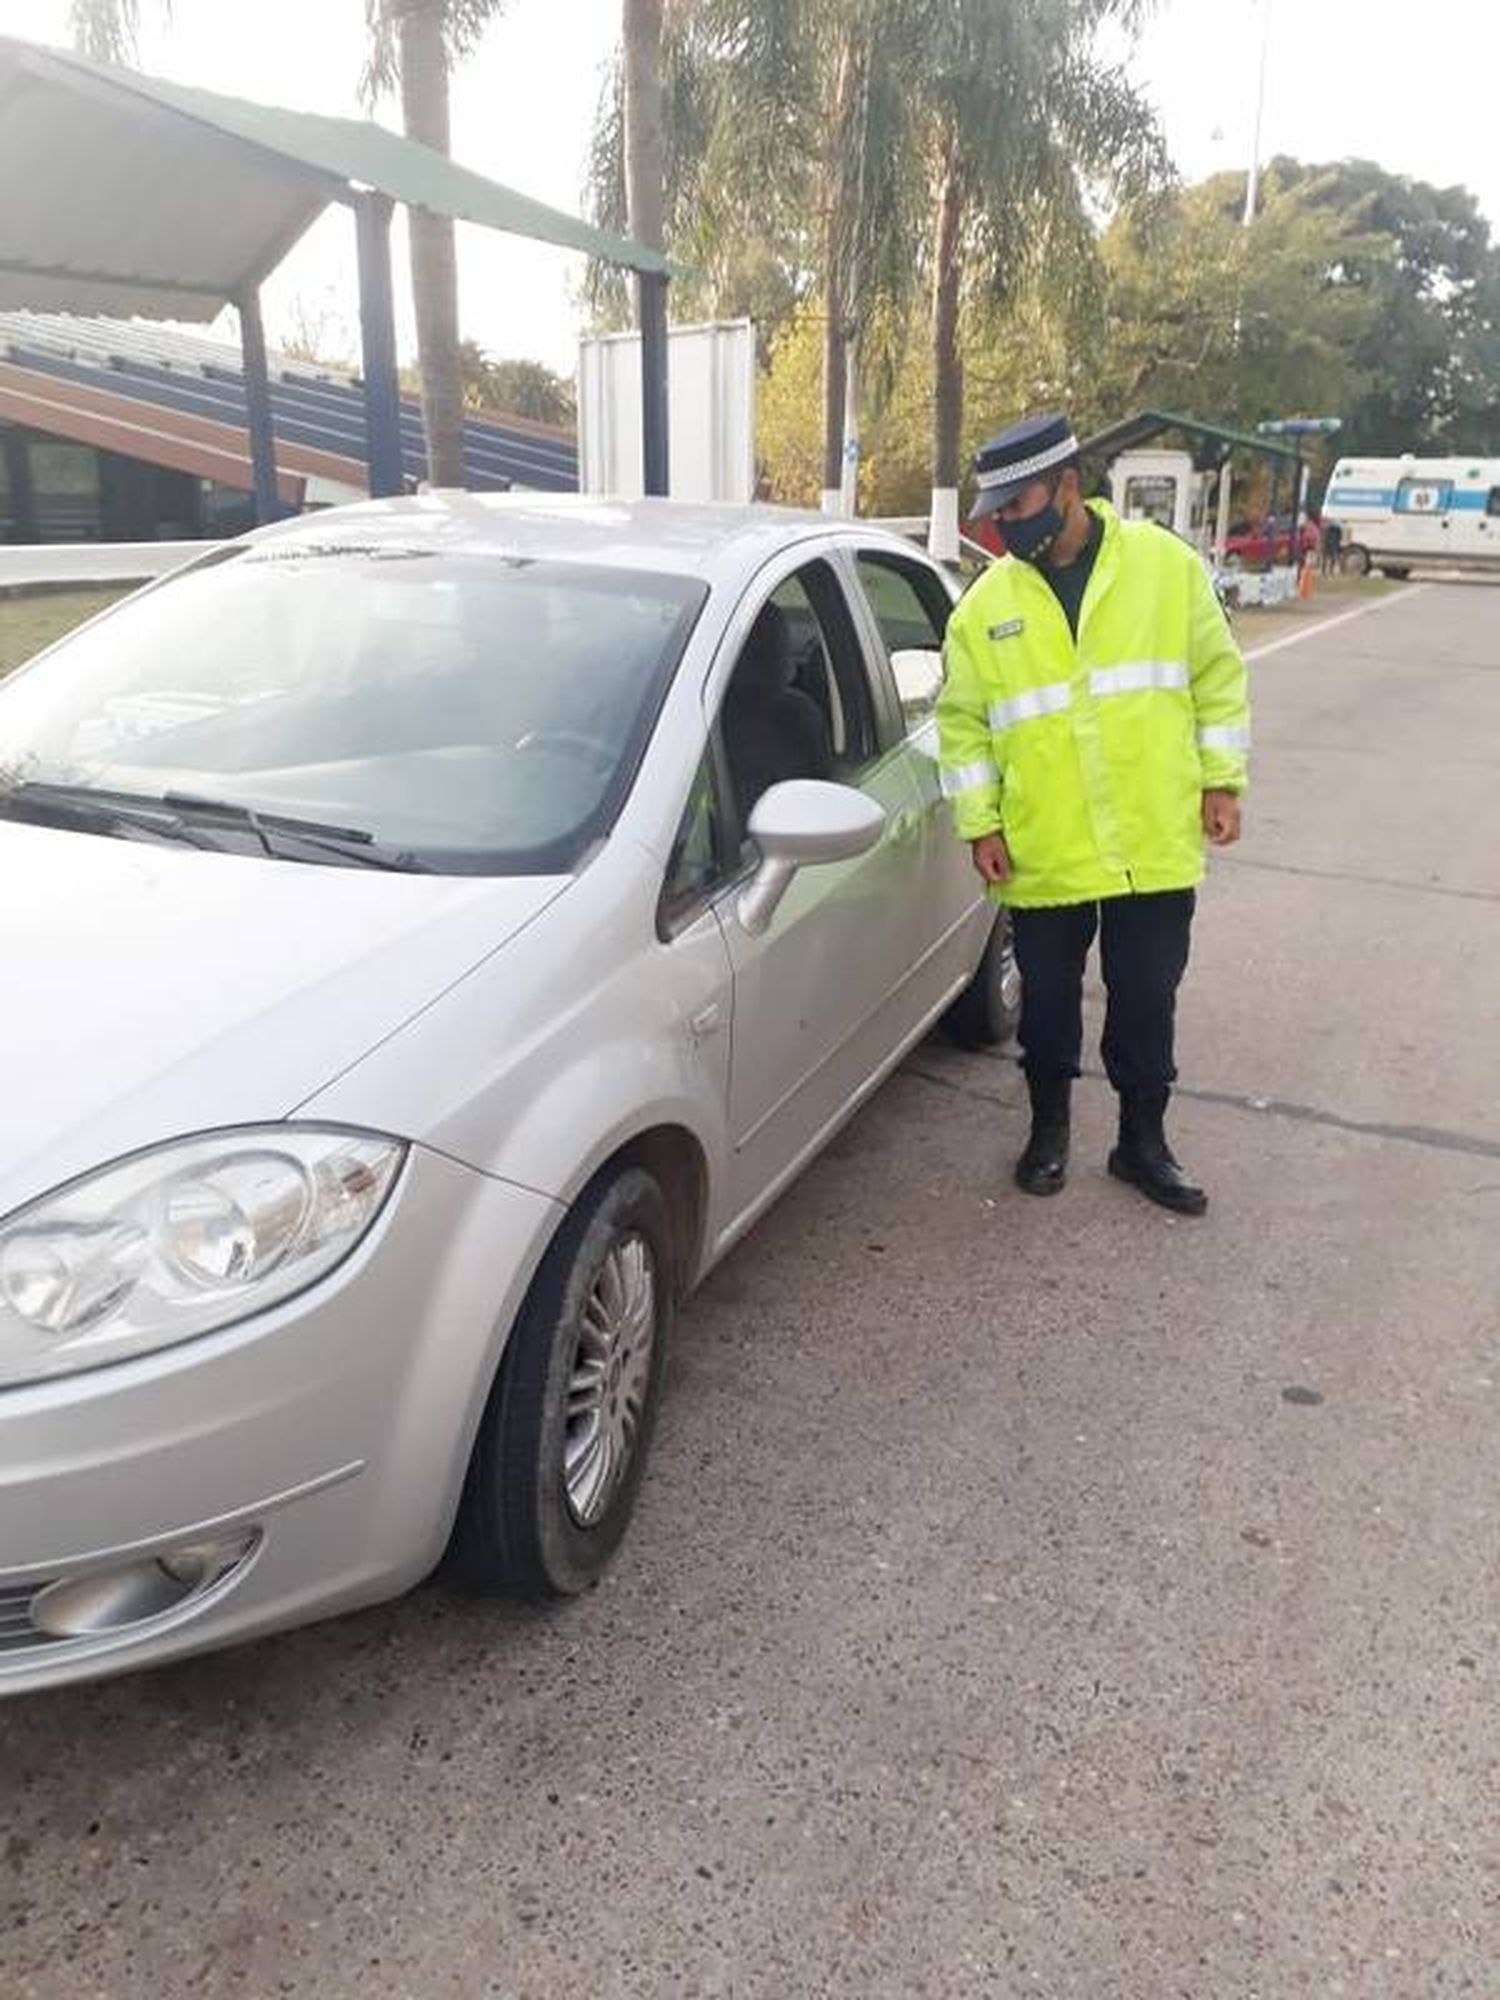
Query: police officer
936 412 1250 1215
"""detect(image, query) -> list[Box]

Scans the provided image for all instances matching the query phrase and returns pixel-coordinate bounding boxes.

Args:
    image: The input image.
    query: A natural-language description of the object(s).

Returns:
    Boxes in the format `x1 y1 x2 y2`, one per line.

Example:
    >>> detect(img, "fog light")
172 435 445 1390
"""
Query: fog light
28 1531 259 1639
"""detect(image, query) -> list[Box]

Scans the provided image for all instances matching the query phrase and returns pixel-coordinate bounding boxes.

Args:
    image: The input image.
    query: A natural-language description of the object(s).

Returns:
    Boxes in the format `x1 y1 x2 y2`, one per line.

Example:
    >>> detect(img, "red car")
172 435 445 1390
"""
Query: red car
1222 513 1320 568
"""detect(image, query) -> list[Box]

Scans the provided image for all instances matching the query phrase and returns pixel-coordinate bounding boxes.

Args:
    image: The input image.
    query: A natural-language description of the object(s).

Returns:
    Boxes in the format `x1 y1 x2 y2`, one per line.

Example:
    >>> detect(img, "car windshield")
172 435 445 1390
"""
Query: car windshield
0 546 707 874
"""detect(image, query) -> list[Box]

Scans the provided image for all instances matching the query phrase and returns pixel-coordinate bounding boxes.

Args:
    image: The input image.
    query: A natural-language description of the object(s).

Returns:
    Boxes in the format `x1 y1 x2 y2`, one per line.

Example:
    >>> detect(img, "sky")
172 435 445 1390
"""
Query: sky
5 0 1500 374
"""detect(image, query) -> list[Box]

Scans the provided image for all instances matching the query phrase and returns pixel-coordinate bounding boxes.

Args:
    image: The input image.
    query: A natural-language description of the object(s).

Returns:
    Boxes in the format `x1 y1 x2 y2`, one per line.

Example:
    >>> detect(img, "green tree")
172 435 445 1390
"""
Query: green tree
1095 157 1500 467
456 345 576 425
591 0 1163 525
916 0 1164 548
590 1 929 497
69 0 511 489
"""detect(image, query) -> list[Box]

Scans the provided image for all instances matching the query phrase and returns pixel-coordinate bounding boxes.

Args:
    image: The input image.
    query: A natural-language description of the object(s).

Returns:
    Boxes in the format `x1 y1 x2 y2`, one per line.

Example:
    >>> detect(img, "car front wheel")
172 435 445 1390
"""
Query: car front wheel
453 1165 673 1600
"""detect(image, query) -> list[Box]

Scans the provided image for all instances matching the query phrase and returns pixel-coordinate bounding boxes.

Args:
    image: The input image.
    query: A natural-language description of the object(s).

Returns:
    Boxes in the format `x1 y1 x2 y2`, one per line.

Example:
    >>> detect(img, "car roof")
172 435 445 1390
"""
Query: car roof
240 492 896 583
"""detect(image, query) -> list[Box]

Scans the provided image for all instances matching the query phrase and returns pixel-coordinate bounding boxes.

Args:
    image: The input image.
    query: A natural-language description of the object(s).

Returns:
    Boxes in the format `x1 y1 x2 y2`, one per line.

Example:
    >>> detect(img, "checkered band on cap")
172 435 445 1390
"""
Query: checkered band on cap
974 430 1080 490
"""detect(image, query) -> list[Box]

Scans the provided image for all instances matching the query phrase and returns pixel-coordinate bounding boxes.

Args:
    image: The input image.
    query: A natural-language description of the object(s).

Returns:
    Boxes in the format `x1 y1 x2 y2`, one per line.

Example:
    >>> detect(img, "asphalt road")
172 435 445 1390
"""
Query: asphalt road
4 580 1498 2000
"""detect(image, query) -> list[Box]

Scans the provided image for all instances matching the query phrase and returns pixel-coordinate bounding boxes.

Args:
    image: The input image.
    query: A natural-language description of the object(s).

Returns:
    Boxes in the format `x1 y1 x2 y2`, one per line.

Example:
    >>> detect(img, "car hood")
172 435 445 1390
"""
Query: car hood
0 822 567 1216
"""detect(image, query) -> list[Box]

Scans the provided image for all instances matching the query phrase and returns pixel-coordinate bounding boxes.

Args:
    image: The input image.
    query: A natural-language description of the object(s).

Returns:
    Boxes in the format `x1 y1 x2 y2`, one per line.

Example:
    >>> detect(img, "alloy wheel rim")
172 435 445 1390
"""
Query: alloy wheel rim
563 1233 657 1527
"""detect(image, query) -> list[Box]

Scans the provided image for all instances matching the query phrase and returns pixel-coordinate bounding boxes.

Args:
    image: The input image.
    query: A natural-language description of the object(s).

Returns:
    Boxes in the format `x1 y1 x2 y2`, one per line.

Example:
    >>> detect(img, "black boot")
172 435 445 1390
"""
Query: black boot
1108 1087 1207 1216
1015 1071 1071 1196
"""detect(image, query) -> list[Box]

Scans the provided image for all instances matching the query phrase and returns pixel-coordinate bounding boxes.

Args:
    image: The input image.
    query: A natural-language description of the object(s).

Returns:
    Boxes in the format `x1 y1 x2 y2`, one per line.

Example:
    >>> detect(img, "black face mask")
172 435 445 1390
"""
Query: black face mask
1002 502 1064 564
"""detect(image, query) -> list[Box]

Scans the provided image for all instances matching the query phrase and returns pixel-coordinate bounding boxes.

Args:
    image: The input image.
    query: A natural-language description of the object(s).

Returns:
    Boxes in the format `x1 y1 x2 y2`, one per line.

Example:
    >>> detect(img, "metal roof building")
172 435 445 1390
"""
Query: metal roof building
0 309 578 542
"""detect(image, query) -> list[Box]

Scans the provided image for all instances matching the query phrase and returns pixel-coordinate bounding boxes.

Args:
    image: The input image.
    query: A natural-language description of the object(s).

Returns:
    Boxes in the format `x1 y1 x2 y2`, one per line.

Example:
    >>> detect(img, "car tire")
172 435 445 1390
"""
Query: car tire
1343 544 1371 576
1379 564 1411 580
944 909 1022 1050
452 1165 674 1601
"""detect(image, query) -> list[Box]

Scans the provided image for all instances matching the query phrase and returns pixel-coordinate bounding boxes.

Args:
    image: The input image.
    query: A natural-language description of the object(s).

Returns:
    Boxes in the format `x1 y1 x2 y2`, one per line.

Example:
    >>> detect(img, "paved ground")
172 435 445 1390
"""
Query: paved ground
3 580 1498 1999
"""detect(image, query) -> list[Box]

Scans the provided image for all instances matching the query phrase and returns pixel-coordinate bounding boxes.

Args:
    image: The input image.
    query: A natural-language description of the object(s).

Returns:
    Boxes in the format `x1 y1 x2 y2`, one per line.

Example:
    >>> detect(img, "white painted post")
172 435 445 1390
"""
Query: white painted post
838 335 861 517
928 487 961 563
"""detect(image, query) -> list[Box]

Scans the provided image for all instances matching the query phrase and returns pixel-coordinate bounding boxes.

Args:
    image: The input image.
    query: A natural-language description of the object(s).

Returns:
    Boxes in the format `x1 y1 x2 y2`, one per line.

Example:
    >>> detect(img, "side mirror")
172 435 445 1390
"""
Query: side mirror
890 647 943 721
737 779 885 937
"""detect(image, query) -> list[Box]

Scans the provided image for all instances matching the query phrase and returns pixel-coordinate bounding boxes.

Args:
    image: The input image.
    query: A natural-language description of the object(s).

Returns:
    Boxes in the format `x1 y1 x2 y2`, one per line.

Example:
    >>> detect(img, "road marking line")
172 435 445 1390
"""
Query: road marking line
1244 583 1431 662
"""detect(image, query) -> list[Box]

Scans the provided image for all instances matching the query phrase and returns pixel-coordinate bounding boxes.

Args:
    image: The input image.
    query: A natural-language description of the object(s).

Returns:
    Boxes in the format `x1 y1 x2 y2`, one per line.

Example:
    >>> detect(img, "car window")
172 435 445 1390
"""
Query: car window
853 551 952 728
660 749 731 931
718 559 877 826
1488 487 1500 519
0 548 707 876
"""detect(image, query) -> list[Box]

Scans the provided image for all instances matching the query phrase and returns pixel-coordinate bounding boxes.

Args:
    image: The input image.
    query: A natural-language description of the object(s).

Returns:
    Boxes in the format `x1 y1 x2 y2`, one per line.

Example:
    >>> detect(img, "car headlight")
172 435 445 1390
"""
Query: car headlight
0 1128 405 1389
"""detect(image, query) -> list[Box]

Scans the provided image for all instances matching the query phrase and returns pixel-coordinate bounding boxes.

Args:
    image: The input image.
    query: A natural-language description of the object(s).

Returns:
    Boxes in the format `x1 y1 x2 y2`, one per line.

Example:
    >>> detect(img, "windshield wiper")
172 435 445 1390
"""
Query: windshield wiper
0 781 223 850
0 780 429 871
160 792 431 872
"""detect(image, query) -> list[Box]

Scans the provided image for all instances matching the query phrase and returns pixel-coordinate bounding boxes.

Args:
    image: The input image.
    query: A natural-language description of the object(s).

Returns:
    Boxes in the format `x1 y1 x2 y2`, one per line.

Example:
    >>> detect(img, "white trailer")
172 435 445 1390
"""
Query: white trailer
1322 454 1500 576
577 319 756 504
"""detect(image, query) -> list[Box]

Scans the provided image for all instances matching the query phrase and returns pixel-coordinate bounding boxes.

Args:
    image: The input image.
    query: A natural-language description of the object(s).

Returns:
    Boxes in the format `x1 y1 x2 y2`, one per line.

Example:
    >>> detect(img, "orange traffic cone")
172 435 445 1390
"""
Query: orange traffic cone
1297 551 1316 601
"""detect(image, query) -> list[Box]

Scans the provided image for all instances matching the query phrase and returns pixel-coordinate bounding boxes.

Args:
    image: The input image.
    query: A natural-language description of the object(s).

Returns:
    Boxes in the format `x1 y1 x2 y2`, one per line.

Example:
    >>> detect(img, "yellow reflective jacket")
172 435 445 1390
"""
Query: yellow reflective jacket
936 501 1250 908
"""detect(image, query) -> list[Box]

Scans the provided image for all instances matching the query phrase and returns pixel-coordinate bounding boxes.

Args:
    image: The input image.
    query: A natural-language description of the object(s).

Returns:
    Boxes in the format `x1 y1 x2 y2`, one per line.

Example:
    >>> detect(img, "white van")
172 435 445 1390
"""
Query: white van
1322 455 1500 576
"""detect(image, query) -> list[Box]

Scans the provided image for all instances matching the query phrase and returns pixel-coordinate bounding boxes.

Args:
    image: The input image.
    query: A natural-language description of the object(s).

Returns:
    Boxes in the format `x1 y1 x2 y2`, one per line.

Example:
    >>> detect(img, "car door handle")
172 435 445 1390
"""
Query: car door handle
890 808 922 844
689 1001 724 1039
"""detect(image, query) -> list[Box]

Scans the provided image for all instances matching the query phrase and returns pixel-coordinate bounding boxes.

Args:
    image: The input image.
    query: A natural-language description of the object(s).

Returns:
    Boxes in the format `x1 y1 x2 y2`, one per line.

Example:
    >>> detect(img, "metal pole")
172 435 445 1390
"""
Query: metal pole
2 427 37 542
1213 459 1234 567
236 287 280 526
638 268 670 497
355 192 405 500
1243 0 1273 227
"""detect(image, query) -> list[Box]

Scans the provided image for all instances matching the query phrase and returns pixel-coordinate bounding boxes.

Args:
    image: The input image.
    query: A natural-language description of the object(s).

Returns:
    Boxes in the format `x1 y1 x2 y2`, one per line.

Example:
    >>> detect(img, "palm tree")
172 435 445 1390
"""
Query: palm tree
68 0 509 491
68 0 152 61
916 0 1165 554
590 0 926 507
363 2 511 489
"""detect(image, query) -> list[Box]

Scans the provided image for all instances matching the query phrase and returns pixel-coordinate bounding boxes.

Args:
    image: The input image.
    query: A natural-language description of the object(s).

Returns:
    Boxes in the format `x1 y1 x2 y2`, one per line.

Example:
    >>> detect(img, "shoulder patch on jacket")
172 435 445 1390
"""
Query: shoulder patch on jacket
987 617 1025 641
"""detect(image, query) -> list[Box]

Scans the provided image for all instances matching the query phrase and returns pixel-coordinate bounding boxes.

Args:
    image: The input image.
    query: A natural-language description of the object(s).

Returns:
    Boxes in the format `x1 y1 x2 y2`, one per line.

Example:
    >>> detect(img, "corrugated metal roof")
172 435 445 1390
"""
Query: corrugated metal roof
0 310 579 495
0 35 669 325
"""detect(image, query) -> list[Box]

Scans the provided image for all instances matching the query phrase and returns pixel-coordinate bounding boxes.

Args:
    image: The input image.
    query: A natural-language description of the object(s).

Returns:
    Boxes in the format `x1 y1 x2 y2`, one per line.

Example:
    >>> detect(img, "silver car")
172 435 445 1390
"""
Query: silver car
0 497 1016 1694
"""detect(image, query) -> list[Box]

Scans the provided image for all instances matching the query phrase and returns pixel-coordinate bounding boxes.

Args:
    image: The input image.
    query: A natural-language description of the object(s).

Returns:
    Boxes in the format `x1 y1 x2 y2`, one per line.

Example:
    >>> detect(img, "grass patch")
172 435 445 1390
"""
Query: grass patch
0 588 131 678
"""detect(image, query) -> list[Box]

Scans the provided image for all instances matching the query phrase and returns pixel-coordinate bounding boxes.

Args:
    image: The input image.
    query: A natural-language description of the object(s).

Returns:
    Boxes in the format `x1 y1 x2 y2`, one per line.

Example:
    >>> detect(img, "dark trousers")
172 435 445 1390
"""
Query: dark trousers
1011 890 1195 1092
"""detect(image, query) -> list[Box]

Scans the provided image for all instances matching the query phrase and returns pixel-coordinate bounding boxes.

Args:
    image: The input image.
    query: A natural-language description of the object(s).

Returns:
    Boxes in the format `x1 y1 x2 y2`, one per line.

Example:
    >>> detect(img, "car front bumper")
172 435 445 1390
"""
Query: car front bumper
0 1144 562 1696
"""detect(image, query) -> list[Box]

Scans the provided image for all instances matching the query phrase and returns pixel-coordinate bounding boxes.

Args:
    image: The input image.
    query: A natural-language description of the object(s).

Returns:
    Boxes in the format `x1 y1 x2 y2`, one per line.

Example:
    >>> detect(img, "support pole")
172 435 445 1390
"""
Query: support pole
355 192 405 499
1213 458 1234 567
2 426 37 542
1291 454 1308 565
637 268 670 497
236 287 280 526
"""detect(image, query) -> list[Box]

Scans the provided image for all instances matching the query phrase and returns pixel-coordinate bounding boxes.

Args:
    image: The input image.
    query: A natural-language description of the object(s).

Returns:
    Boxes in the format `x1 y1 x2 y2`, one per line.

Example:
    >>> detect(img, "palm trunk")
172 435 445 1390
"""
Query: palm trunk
396 0 467 489
929 122 966 559
820 32 861 510
622 0 666 251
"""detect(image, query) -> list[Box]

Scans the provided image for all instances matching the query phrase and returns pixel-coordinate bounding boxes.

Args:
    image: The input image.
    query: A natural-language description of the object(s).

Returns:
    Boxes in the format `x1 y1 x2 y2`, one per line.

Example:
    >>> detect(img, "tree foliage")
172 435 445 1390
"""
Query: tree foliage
1093 157 1500 467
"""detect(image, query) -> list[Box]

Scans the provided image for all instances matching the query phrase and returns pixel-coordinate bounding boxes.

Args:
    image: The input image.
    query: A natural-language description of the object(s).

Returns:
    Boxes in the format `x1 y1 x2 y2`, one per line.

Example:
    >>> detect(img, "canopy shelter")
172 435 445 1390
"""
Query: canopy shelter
0 34 672 521
1078 408 1309 562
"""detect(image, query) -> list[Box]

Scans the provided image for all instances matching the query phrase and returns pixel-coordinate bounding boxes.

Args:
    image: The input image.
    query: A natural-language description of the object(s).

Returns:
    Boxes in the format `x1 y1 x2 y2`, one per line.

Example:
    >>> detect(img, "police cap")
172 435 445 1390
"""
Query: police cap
969 411 1079 521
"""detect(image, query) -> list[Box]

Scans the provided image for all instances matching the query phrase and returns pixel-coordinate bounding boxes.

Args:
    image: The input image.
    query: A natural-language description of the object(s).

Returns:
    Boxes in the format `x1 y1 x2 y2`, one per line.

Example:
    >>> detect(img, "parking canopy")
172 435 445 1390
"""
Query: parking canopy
0 34 669 320
0 34 672 510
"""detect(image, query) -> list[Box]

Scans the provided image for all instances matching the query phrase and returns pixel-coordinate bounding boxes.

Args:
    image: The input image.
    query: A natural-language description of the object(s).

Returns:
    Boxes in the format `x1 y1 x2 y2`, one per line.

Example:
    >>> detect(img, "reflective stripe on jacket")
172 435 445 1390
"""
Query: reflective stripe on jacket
936 501 1250 908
